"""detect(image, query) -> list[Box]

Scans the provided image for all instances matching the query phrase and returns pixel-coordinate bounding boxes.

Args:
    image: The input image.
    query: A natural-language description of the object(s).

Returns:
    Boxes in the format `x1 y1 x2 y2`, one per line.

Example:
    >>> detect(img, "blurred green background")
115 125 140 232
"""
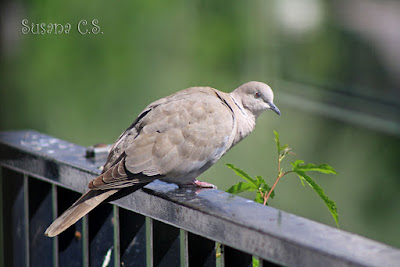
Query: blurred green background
1 0 400 248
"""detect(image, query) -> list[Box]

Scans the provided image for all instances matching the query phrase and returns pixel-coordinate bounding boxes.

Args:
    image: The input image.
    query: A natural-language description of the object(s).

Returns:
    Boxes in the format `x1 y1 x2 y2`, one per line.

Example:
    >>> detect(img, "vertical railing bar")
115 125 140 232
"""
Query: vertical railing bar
257 256 263 267
23 174 30 267
180 229 188 267
146 217 153 267
0 167 4 267
220 244 226 267
113 205 120 267
82 215 89 267
51 184 59 267
216 242 222 267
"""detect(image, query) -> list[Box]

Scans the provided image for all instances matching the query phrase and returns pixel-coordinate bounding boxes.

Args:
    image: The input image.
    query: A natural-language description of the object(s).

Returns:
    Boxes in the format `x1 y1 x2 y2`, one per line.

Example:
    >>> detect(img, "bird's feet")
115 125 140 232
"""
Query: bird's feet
179 179 217 194
192 179 217 189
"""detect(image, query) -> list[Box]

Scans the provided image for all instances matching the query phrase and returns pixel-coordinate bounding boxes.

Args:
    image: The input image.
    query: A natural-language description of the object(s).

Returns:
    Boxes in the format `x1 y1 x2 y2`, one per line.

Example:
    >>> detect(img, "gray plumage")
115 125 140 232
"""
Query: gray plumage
45 81 280 237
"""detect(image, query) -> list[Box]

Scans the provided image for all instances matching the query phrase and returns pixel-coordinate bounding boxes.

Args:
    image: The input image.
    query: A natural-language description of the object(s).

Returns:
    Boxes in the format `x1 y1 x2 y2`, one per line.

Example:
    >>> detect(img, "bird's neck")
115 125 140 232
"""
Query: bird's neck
212 89 256 146
228 94 256 145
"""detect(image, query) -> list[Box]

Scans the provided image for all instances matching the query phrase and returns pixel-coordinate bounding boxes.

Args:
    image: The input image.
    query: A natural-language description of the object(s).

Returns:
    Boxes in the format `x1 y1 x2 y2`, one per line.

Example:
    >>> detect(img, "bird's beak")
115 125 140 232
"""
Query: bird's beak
269 103 281 116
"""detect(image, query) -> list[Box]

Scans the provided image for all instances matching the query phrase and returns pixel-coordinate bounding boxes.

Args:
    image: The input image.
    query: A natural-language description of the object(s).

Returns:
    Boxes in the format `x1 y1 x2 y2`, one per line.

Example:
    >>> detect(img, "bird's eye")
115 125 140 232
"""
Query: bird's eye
254 92 261 99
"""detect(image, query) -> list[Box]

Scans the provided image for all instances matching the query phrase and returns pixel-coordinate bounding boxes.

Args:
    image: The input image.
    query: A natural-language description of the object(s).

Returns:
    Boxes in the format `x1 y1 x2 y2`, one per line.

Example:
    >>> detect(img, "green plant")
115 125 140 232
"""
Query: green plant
226 130 339 227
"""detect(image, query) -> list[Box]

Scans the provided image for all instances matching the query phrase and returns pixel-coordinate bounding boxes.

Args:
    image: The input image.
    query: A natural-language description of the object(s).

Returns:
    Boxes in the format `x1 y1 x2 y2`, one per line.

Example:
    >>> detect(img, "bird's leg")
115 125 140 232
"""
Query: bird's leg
192 179 217 189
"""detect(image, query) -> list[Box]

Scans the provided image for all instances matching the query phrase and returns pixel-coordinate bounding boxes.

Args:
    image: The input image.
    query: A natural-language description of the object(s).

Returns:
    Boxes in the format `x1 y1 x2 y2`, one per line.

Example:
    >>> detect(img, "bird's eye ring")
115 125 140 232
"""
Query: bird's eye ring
254 92 261 98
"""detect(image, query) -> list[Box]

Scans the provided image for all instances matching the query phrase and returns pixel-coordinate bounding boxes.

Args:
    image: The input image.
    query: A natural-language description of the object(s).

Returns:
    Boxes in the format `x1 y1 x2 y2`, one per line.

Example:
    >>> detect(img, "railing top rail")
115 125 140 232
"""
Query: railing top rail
1 130 399 267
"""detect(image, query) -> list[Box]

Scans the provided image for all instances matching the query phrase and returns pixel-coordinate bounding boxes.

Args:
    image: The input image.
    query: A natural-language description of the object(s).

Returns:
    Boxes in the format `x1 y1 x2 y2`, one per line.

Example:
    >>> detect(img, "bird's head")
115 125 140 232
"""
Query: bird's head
231 81 281 118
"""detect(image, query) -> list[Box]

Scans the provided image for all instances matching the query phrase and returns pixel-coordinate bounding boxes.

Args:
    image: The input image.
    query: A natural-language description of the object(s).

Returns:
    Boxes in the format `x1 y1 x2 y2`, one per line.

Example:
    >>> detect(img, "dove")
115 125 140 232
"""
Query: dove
44 81 280 237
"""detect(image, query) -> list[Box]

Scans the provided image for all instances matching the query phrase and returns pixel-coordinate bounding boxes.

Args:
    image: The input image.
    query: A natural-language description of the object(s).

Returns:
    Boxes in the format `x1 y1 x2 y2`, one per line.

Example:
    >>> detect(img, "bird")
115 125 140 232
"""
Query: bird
44 81 280 237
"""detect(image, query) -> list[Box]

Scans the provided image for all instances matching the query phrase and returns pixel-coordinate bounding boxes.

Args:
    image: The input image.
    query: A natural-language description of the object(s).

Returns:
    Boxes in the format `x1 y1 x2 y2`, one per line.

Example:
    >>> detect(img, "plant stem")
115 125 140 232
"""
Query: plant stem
278 155 281 176
263 171 292 205
265 151 282 206
258 189 264 198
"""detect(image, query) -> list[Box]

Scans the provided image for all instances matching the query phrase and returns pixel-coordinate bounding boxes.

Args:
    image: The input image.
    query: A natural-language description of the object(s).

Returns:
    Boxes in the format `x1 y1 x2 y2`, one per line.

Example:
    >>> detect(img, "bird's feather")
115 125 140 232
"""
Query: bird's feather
45 189 118 237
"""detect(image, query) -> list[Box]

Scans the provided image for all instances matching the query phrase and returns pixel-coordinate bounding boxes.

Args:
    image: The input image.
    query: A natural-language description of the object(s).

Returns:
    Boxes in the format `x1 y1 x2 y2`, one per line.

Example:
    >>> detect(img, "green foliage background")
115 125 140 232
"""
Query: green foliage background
1 0 400 248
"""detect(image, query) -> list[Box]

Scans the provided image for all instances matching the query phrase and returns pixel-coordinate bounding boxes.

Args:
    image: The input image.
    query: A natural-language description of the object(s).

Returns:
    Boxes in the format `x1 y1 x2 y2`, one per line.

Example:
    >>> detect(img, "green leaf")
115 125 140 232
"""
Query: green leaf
226 182 254 194
255 176 275 199
226 163 257 187
255 176 265 187
261 183 275 199
280 144 288 152
254 191 264 204
296 172 339 227
292 160 338 175
273 130 280 153
298 175 306 186
253 257 259 267
274 130 292 157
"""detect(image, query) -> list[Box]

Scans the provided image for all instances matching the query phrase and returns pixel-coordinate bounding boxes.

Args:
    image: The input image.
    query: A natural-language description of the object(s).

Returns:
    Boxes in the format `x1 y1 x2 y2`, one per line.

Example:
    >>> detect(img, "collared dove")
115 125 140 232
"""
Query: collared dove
45 81 280 237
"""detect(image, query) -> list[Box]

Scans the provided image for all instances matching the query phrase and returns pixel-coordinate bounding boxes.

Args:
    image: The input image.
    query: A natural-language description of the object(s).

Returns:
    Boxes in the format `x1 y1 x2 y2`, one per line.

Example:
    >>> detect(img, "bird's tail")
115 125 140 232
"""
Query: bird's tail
45 189 119 237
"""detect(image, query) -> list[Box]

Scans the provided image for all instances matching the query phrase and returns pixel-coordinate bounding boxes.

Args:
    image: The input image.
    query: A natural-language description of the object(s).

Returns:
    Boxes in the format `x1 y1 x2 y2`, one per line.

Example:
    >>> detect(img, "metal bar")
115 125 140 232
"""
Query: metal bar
181 230 188 267
1 130 400 267
113 205 120 267
24 174 30 267
82 215 89 267
147 217 154 267
0 167 3 267
51 184 59 267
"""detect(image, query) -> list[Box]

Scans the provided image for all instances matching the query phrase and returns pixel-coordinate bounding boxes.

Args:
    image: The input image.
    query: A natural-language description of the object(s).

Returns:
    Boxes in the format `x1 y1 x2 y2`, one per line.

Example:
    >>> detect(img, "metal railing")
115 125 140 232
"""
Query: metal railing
1 130 399 267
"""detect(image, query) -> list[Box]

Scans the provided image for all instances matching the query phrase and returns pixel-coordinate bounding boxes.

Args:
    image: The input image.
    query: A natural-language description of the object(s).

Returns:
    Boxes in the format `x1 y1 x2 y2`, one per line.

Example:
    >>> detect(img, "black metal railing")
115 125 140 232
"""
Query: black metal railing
1 130 399 267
